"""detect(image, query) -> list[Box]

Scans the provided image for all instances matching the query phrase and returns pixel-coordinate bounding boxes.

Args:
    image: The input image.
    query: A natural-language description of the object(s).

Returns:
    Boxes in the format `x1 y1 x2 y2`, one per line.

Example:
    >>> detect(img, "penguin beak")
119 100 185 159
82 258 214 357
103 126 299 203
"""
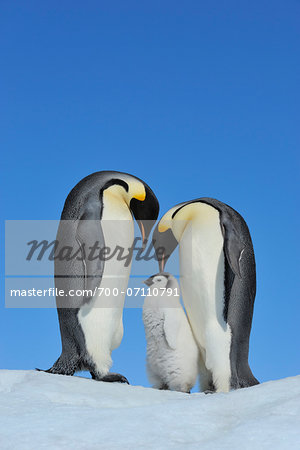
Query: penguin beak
137 220 147 251
160 253 166 272
143 277 154 287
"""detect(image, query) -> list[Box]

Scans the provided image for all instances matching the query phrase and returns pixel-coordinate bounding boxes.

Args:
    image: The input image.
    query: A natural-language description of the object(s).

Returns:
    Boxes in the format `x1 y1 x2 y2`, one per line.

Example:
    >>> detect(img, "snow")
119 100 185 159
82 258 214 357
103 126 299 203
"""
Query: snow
0 370 299 449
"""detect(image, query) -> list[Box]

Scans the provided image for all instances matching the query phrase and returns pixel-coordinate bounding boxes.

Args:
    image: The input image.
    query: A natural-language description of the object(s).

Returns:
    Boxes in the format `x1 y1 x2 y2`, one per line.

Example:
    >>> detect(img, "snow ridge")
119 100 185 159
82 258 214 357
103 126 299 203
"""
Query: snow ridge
0 370 299 449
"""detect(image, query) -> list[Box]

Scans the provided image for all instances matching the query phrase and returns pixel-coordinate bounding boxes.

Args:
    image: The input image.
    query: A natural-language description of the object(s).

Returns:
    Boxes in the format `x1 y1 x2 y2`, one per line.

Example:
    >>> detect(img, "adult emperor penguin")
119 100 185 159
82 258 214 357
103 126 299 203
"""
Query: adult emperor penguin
152 198 259 393
44 171 159 383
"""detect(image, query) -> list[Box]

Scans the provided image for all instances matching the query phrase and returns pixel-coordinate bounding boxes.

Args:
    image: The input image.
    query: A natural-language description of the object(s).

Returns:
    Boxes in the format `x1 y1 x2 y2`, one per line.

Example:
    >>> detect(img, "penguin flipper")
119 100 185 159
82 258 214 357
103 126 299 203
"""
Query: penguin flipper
163 309 182 350
76 215 105 297
221 216 245 279
55 208 105 308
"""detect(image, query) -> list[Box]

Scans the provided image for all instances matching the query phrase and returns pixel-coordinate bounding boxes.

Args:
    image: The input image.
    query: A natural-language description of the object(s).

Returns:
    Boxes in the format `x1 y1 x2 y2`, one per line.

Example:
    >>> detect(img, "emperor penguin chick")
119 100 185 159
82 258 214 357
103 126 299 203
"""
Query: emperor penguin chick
142 273 199 393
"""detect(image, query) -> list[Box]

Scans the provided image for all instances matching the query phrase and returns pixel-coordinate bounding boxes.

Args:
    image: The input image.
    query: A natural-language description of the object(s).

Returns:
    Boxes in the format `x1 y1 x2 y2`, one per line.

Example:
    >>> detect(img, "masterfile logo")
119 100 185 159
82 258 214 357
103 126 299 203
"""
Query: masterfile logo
5 220 188 308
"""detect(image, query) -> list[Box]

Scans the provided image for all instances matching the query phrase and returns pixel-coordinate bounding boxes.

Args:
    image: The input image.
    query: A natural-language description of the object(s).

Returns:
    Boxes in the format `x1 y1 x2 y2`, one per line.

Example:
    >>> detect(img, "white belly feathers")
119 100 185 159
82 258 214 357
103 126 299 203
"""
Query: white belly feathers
176 203 232 392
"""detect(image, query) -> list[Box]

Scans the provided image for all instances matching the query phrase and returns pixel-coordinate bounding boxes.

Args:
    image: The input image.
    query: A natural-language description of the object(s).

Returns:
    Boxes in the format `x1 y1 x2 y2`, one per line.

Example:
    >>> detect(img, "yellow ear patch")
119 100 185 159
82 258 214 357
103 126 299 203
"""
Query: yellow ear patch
128 180 146 201
133 191 146 201
158 222 170 232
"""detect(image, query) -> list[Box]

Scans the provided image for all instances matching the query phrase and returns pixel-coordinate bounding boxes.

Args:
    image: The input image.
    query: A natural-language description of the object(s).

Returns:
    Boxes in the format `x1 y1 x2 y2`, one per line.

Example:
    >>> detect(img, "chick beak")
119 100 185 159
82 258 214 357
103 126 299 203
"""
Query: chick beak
143 278 153 287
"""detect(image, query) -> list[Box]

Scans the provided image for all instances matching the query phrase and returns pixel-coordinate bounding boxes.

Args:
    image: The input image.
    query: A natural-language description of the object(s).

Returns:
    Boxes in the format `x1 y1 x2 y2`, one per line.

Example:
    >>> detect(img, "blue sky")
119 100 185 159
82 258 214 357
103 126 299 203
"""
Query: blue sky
1 1 299 388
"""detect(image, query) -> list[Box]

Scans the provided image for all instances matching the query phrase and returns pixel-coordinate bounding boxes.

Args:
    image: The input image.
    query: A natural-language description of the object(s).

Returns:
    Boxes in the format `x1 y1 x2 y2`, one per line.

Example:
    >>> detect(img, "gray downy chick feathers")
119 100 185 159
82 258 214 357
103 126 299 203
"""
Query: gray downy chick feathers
142 273 199 393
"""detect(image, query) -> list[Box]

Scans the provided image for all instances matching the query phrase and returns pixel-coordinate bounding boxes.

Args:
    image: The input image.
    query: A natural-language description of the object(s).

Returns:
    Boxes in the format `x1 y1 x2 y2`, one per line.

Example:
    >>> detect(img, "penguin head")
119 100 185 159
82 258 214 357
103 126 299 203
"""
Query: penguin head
151 204 180 270
152 225 178 271
143 272 178 290
102 174 159 250
144 273 168 288
152 201 200 271
129 182 159 250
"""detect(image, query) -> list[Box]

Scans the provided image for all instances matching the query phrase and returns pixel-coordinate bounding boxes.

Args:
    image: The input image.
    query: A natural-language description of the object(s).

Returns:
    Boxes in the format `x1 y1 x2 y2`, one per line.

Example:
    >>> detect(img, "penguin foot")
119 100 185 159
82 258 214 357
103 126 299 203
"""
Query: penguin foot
203 389 214 394
100 373 129 384
36 354 78 376
36 367 76 376
159 383 169 390
36 367 53 374
238 379 260 389
231 374 260 390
